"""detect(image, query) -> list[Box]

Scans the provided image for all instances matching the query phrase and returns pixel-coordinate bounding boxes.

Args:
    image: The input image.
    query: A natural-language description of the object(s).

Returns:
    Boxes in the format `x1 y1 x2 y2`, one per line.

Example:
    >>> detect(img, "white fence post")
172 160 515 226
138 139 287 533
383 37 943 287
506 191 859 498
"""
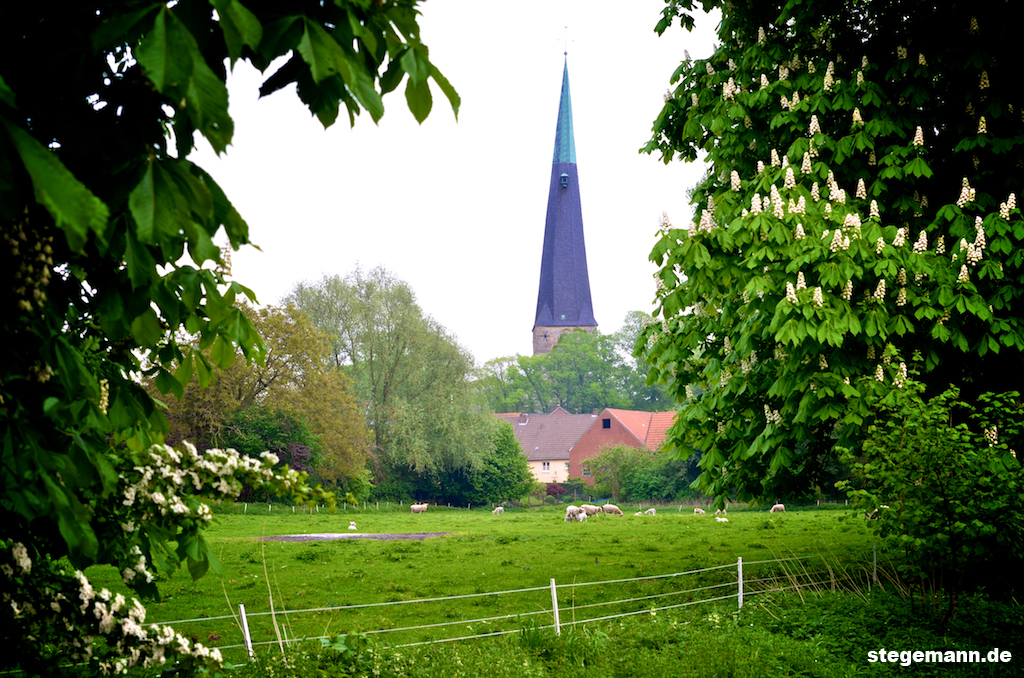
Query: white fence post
550 578 561 635
239 604 255 659
737 557 744 609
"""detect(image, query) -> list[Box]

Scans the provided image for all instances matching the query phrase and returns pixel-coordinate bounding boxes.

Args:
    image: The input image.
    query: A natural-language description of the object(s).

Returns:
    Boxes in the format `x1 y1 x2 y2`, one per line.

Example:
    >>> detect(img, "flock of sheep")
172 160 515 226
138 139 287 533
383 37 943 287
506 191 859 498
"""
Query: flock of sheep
407 501 789 520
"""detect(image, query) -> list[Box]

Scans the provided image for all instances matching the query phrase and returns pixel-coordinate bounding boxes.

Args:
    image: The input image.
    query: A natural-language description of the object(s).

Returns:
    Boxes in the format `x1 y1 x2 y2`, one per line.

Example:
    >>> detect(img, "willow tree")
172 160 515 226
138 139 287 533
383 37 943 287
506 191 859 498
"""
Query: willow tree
0 1 455 673
640 0 1024 501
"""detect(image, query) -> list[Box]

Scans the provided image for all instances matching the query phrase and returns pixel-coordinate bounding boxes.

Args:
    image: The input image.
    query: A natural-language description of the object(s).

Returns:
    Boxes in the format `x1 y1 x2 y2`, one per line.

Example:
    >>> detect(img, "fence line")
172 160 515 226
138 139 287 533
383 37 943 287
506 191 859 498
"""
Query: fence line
155 554 851 658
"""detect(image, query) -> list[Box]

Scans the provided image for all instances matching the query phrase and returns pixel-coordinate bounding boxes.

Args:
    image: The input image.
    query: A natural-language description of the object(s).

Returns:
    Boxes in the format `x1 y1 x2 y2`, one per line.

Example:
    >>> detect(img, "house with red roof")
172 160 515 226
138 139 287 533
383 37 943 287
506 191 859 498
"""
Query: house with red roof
492 407 676 485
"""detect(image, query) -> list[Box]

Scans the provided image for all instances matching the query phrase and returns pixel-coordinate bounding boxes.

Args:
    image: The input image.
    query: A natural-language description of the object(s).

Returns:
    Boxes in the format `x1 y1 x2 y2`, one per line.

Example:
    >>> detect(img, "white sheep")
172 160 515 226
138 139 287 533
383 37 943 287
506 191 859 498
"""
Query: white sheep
715 516 729 523
564 505 582 522
348 521 357 531
770 503 785 513
644 508 657 516
714 508 727 516
602 503 624 516
693 507 706 515
575 510 588 522
579 504 602 516
634 511 643 516
492 506 504 515
410 502 429 514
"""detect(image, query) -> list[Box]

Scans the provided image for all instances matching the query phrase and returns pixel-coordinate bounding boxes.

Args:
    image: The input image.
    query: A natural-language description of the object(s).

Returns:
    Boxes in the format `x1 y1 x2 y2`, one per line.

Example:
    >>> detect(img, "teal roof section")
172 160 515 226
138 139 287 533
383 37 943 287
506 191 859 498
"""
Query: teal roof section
552 60 576 164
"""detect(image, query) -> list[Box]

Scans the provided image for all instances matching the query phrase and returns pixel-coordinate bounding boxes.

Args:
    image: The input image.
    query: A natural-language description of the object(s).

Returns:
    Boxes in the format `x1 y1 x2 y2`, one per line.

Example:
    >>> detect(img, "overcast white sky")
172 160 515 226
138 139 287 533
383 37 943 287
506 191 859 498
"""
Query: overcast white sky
190 1 719 366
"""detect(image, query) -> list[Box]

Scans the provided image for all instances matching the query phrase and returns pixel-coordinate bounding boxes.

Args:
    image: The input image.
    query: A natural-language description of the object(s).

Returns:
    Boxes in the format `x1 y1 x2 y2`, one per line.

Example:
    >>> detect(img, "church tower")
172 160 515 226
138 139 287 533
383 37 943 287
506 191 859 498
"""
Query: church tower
532 59 598 355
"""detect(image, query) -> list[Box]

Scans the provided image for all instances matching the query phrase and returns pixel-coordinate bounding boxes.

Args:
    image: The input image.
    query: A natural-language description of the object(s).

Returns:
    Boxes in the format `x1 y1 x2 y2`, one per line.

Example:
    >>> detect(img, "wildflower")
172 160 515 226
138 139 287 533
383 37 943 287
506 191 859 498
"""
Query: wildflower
956 178 974 207
870 200 880 218
936 235 945 255
757 160 765 174
897 268 907 286
818 353 828 369
801 152 812 174
875 364 885 382
795 223 806 239
706 62 715 75
813 287 824 307
750 192 762 214
744 115 752 129
857 70 864 86
896 287 907 306
912 126 924 147
692 93 699 107
894 362 908 388
841 280 853 300
829 229 845 253
807 61 816 74
797 271 806 290
893 227 906 247
760 73 770 90
811 182 820 201
856 178 867 199
896 45 907 59
874 279 886 301
779 65 789 81
978 116 987 134
823 61 835 91
723 77 737 100
731 170 741 192
771 185 785 218
784 166 795 189
918 53 927 66
853 108 863 125
979 70 989 89
723 336 732 356
974 217 986 249
728 58 737 71
913 230 927 253
758 26 767 45
794 196 807 214
869 150 877 165
809 115 821 136
12 543 31 574
791 91 800 107
771 148 780 167
785 282 798 303
958 264 970 283
876 237 885 254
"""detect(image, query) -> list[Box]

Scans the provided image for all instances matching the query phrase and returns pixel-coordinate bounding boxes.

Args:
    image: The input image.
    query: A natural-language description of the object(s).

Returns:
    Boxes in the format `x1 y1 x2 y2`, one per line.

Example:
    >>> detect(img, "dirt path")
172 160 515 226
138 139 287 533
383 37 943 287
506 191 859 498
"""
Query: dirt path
261 532 450 542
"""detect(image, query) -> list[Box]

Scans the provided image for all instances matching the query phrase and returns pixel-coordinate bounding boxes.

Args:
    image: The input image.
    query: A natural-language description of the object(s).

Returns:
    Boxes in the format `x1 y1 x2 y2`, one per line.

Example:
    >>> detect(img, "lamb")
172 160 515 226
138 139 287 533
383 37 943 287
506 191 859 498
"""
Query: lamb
602 503 624 516
564 505 582 522
693 507 706 515
714 508 727 516
770 503 785 513
644 508 656 516
575 510 588 522
634 511 643 516
492 506 504 515
410 502 429 514
579 504 602 516
715 516 729 523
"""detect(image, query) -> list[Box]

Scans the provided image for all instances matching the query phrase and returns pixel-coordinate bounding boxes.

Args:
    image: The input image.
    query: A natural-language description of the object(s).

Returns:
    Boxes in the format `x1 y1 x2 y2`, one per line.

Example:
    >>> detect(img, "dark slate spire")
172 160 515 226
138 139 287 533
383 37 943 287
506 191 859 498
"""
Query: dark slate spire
533 59 597 354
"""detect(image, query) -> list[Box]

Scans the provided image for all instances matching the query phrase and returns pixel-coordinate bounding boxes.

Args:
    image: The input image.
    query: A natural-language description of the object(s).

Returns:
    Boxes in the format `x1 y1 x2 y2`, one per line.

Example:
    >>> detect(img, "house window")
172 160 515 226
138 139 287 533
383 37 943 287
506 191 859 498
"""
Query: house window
565 462 570 471
582 467 591 476
602 418 611 429
542 462 550 472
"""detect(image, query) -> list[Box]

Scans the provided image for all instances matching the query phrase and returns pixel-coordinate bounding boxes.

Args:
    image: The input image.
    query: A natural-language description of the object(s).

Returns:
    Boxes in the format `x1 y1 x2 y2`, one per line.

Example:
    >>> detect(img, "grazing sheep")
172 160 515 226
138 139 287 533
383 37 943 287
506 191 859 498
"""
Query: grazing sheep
348 521 357 531
644 508 657 516
564 505 582 522
714 508 727 516
715 516 729 523
410 502 429 514
492 506 504 515
770 503 785 513
602 503 624 516
575 510 588 522
579 504 602 516
693 507 706 515
634 511 643 516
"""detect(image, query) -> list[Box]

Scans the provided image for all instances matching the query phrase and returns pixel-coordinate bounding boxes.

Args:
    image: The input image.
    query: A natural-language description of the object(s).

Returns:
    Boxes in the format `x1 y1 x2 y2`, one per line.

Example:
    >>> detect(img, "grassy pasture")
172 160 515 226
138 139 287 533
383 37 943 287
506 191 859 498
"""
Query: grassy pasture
87 503 877 659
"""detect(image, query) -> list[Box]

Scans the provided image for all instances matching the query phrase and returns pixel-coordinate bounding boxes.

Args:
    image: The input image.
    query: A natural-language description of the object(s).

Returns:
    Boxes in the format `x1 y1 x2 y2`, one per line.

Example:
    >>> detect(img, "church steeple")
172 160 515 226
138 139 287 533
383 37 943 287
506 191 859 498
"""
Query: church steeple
532 59 597 355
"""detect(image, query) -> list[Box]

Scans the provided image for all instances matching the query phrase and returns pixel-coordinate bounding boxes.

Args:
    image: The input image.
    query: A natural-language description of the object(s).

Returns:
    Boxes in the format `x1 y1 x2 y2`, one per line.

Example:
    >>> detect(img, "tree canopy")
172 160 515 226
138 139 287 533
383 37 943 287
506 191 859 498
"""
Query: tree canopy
639 0 1024 502
287 267 491 497
0 1 456 672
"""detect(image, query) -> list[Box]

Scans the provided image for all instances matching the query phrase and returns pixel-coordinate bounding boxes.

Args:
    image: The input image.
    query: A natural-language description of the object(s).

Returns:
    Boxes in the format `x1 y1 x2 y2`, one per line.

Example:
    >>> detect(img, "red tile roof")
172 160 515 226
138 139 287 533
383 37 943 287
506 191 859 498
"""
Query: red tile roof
603 409 677 451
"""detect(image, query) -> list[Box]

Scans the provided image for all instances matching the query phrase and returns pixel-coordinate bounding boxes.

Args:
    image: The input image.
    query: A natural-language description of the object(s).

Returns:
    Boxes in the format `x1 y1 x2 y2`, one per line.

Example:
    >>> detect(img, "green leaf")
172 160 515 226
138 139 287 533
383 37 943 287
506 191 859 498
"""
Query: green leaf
400 47 429 85
131 307 164 346
1 119 109 251
0 74 15 107
405 77 432 124
210 336 236 369
428 64 459 120
128 161 191 253
212 0 263 64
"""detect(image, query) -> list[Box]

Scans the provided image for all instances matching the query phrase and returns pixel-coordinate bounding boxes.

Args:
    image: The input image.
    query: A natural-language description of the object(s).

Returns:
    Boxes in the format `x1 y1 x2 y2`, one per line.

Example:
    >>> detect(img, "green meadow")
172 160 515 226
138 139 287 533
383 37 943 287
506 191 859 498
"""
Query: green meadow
86 504 1023 677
